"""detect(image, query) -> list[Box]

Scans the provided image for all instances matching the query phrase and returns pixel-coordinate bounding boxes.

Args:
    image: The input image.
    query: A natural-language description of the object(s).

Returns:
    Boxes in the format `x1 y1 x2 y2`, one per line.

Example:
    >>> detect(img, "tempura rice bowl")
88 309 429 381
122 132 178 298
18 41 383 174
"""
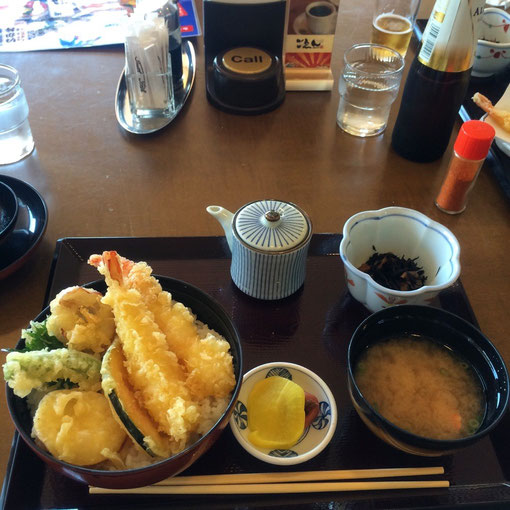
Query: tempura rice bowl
6 276 243 489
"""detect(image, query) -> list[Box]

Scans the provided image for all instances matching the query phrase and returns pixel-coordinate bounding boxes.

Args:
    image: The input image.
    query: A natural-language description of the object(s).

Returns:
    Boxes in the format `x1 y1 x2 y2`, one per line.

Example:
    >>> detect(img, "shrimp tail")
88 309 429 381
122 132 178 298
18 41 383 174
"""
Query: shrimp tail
88 251 134 285
473 92 510 132
472 93 494 115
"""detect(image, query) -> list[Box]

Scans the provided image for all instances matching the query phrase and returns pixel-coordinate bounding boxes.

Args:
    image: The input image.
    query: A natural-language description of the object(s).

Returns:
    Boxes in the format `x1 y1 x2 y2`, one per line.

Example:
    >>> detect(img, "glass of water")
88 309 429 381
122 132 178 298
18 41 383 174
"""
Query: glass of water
336 43 404 138
0 64 35 165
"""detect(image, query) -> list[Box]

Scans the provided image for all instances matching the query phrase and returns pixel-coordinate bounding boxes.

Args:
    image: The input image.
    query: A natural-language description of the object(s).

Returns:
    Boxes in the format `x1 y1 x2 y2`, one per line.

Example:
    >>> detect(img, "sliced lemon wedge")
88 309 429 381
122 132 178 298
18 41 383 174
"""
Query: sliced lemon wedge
247 376 305 449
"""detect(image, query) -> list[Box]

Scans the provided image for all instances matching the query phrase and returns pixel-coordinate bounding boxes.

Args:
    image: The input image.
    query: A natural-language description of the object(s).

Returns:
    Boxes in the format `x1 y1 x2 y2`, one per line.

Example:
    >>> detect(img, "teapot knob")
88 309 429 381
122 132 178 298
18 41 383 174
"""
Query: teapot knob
264 210 280 222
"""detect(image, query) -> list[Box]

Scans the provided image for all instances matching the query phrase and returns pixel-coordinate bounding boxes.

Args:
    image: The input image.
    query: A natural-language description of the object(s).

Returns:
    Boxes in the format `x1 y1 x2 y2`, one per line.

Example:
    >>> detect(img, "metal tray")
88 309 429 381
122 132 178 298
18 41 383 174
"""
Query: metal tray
115 40 196 135
2 235 510 509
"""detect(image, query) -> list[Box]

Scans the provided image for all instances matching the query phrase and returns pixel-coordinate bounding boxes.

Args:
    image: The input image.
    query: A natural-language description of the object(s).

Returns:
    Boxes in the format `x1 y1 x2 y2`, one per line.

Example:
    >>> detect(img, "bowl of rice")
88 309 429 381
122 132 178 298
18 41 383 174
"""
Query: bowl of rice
4 252 243 489
347 305 509 457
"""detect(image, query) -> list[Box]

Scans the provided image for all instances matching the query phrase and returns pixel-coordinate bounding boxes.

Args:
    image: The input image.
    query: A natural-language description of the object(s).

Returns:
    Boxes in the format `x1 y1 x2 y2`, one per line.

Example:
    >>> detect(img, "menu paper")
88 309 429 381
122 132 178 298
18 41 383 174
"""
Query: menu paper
0 0 200 52
284 0 339 90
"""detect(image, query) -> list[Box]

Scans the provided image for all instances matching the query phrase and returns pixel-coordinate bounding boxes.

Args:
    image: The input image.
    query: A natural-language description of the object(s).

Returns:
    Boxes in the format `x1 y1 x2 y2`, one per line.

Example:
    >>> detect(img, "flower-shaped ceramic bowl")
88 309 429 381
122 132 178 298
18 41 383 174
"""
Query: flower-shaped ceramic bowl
339 207 461 313
230 362 337 465
473 8 510 77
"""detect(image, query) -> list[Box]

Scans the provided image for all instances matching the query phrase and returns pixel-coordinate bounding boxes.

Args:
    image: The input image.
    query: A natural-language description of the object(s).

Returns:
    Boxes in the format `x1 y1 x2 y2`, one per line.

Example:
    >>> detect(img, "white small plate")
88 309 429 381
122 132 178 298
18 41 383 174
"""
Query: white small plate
229 362 337 465
481 113 509 158
495 137 510 157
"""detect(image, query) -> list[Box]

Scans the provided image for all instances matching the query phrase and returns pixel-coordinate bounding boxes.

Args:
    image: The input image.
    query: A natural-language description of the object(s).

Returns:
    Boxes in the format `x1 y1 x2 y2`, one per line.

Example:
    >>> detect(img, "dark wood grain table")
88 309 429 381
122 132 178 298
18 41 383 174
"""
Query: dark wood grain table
1 0 509 506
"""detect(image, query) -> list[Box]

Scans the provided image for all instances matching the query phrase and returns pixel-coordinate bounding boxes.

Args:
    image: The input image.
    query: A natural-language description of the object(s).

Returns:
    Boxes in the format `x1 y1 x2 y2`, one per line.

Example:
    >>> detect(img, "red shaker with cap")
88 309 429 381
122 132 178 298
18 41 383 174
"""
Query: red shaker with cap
435 120 496 214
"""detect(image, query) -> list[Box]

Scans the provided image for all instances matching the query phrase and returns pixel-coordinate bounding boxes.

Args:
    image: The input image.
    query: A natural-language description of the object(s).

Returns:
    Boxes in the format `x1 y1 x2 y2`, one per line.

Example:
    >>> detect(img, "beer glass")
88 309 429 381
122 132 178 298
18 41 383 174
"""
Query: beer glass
371 0 421 57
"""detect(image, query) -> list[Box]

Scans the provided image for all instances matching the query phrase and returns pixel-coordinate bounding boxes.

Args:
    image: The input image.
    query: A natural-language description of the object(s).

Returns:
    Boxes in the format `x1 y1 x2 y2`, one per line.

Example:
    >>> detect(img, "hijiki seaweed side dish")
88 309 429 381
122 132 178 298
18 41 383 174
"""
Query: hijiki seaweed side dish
358 249 427 291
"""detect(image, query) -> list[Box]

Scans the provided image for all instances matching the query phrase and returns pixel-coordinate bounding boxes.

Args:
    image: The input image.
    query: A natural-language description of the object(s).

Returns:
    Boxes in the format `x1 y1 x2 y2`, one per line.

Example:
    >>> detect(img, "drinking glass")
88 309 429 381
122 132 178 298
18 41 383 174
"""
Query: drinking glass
371 0 421 57
124 10 175 120
0 65 35 165
126 70 175 119
336 43 405 138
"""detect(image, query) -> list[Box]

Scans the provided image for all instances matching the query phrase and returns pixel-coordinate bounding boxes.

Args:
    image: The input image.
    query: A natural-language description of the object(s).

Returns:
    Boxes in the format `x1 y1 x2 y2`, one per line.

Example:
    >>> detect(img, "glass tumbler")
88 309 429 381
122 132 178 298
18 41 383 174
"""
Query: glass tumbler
336 43 404 138
0 65 35 165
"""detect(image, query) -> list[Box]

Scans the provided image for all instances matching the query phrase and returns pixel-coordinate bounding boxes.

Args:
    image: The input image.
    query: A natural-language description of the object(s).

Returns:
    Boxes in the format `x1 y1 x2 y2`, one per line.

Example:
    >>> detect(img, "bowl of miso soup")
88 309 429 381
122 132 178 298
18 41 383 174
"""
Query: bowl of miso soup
347 305 509 456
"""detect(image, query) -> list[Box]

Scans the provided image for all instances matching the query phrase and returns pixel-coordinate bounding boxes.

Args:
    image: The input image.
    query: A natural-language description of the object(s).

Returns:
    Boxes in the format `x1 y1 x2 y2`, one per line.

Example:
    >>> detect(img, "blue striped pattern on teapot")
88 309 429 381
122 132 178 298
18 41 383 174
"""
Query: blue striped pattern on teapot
231 242 309 300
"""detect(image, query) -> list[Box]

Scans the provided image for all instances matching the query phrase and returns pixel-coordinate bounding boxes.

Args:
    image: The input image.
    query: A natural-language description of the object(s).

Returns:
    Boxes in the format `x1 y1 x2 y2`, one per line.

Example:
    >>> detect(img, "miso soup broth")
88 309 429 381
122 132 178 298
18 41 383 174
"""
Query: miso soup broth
354 335 486 440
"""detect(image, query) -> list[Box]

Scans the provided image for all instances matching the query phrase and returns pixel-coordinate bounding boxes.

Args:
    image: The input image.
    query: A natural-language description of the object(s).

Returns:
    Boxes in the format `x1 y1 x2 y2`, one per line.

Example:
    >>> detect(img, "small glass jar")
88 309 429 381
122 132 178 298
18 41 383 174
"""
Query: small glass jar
435 120 496 214
0 64 35 165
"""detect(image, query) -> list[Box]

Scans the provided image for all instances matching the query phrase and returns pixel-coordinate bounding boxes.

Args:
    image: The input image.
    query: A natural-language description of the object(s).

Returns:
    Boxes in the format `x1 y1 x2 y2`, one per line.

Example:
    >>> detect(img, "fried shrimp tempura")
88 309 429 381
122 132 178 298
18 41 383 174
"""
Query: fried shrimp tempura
89 252 197 451
89 251 235 454
473 92 510 132
123 260 235 400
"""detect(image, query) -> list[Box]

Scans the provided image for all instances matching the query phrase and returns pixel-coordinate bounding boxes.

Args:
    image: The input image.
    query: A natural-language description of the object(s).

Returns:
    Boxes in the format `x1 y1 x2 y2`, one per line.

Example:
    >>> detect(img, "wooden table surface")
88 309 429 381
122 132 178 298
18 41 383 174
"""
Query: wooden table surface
0 0 509 492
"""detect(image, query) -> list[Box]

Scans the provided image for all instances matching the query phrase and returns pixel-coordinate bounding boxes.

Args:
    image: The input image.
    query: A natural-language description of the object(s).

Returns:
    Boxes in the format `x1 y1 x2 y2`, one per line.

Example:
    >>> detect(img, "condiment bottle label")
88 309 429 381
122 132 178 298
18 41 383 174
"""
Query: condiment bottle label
418 0 485 72
418 0 451 65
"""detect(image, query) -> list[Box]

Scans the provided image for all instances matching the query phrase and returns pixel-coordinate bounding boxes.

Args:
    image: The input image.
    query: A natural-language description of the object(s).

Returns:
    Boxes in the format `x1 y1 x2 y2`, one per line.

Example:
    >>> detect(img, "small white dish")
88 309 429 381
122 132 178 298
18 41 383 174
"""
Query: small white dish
481 113 510 157
229 362 337 465
340 207 461 313
495 137 510 156
485 0 510 7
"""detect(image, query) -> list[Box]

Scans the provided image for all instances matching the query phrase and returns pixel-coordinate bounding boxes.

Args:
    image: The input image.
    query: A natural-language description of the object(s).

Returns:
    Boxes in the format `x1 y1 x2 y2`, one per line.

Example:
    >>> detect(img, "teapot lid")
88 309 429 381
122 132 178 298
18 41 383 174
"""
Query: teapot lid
233 199 311 252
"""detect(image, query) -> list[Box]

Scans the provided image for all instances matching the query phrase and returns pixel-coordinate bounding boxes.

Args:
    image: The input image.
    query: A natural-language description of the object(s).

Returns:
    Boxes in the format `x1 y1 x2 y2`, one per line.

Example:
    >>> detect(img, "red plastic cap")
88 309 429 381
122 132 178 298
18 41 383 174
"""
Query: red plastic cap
454 120 496 161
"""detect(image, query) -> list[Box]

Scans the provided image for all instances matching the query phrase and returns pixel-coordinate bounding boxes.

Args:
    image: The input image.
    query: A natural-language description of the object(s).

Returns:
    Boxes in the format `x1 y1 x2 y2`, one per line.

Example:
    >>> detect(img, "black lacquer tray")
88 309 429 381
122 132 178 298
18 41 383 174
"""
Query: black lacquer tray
2 235 510 510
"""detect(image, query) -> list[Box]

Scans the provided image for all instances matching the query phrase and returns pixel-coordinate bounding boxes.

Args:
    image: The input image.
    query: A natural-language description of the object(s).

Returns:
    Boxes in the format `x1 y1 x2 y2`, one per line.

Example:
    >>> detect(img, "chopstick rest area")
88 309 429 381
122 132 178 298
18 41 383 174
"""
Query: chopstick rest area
89 467 449 495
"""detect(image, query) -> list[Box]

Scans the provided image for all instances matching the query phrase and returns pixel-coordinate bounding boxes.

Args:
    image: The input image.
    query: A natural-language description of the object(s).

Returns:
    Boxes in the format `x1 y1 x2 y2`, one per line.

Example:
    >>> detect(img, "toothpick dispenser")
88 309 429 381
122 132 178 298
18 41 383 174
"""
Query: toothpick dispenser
203 0 286 115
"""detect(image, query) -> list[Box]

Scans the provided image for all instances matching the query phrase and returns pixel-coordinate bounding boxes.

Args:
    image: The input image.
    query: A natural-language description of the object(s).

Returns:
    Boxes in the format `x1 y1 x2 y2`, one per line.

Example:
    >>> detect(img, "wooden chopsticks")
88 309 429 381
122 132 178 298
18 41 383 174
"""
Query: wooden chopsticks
89 467 449 495
154 466 445 485
90 480 449 495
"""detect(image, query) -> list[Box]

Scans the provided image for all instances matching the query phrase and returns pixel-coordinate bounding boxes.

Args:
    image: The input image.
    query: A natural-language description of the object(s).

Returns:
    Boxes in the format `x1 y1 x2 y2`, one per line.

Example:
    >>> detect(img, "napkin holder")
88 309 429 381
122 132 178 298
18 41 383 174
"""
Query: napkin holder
203 0 286 115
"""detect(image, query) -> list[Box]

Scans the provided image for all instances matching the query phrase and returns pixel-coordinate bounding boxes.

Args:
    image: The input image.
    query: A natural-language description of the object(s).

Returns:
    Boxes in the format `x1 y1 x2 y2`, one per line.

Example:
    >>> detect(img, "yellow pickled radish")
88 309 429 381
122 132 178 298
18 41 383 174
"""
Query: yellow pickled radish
247 376 305 449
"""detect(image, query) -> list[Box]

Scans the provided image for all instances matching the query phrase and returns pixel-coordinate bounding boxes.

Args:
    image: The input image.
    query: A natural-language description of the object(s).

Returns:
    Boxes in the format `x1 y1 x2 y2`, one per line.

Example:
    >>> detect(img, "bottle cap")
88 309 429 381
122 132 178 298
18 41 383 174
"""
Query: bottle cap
454 120 496 161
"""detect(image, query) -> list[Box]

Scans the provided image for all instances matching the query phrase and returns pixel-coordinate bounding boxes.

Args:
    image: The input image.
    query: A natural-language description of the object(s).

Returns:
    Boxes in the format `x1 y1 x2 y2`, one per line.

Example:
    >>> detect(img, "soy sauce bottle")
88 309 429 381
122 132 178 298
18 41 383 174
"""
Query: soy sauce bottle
391 0 486 163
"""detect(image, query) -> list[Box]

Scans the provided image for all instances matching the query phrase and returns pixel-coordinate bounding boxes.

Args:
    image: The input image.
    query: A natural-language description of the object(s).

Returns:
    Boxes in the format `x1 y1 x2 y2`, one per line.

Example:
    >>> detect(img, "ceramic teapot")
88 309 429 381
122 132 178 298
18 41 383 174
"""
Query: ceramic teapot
206 199 312 300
